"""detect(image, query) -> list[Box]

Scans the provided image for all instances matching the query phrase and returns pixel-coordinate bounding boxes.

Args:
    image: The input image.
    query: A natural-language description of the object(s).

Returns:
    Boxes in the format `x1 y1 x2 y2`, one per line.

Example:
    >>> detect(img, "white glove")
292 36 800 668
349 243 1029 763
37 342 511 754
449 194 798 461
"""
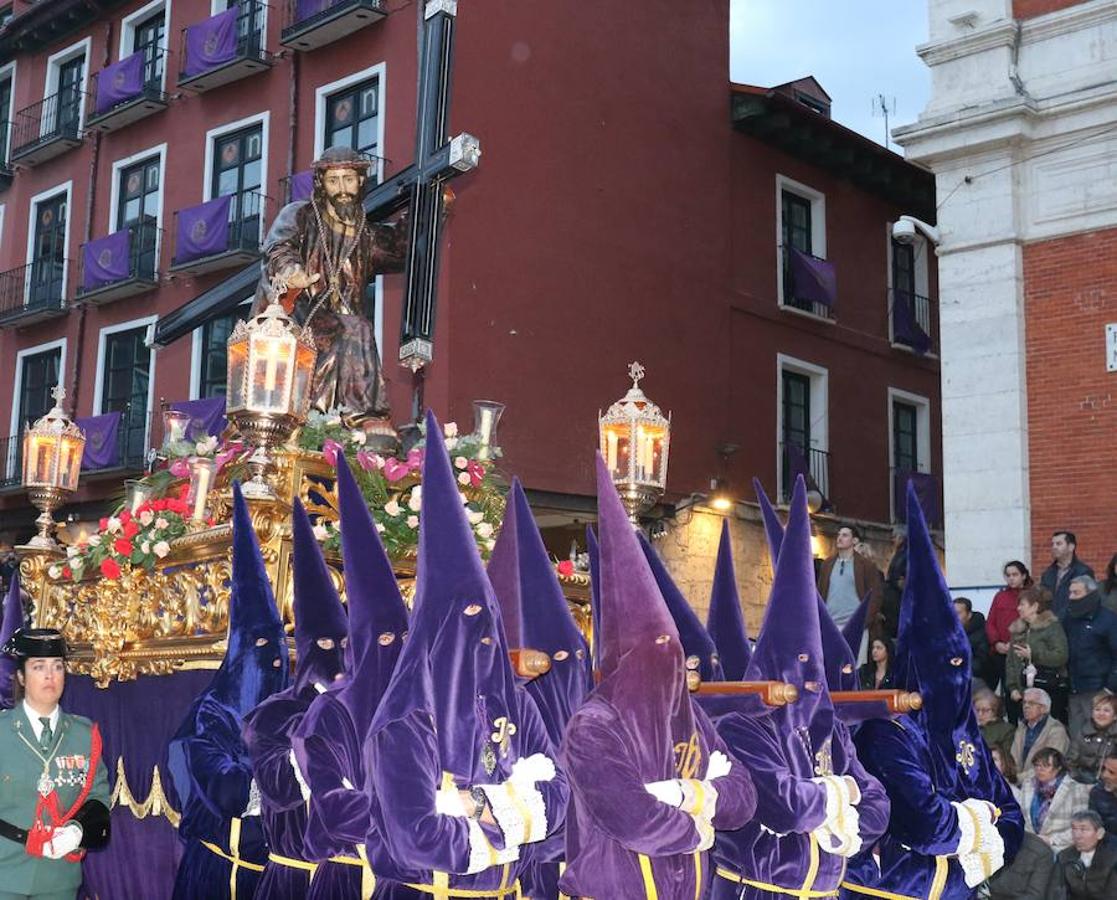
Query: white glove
810 776 863 858
953 798 1005 887
694 816 715 852
42 823 82 859
242 778 262 817
435 783 468 817
644 779 684 808
289 749 311 803
509 753 556 787
706 750 732 781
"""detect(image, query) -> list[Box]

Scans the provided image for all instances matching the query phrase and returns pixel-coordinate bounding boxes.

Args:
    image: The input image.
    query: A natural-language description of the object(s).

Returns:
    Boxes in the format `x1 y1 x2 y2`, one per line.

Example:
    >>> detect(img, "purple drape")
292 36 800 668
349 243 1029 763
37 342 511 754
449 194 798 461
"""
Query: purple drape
65 671 216 900
893 292 932 354
788 246 837 307
170 397 227 441
174 195 231 264
76 412 122 470
82 230 132 292
294 0 332 22
182 7 238 78
94 52 145 115
289 170 313 202
895 470 941 528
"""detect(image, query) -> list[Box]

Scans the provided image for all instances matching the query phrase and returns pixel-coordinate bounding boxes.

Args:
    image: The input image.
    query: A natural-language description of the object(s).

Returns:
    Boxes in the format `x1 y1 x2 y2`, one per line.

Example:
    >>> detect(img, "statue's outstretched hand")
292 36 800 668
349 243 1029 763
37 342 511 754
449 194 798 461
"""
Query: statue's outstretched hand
286 268 321 291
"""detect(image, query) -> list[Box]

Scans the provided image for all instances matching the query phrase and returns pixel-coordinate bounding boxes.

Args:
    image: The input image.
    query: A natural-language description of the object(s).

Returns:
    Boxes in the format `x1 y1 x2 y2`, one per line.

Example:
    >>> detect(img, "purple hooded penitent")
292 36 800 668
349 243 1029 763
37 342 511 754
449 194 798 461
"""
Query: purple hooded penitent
360 411 568 894
708 477 888 900
559 455 756 900
640 533 724 682
168 482 288 900
290 453 408 897
705 520 750 681
0 572 25 709
586 524 601 669
486 484 526 649
842 485 1023 898
241 498 350 898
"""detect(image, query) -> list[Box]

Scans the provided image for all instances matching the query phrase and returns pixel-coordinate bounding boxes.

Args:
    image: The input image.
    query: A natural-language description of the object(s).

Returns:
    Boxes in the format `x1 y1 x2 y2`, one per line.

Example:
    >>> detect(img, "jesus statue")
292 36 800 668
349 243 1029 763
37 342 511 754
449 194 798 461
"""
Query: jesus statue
253 146 409 446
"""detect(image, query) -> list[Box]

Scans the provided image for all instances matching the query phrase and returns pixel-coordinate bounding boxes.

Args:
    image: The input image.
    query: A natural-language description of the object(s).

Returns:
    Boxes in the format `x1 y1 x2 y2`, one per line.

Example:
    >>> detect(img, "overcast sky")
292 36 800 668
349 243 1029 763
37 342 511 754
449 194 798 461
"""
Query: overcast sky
729 1 931 149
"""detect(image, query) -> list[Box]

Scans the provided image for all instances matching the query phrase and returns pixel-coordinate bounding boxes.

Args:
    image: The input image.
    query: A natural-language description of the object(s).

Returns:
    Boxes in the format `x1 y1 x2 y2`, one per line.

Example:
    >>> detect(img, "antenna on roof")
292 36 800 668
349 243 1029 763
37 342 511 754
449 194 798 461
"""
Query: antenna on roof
871 94 896 149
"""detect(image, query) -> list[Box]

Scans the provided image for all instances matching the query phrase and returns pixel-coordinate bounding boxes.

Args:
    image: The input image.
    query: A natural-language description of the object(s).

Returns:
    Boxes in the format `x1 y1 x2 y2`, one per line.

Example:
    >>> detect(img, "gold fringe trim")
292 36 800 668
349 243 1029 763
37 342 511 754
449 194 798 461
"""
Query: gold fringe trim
109 758 182 827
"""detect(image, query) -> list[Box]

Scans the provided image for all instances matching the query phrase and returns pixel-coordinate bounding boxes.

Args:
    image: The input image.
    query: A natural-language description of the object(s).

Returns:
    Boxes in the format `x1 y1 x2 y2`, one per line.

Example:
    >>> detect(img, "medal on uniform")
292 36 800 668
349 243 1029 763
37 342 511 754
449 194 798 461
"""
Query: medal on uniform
37 770 54 797
482 742 497 775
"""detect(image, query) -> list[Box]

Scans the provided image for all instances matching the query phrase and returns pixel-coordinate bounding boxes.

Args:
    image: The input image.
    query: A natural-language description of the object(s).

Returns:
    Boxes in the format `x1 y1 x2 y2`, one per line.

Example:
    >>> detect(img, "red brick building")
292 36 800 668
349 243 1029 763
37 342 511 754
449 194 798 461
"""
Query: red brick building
0 0 940 553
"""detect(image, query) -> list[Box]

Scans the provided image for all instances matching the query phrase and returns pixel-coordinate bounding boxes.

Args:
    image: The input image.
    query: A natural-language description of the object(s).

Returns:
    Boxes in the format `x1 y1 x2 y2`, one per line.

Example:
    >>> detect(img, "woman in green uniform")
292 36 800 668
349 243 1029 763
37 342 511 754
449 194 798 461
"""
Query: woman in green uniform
0 628 110 900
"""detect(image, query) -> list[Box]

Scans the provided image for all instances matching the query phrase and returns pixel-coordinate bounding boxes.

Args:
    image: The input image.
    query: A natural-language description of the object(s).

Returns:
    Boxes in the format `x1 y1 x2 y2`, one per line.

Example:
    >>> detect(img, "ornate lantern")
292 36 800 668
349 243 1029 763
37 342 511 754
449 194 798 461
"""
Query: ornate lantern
598 362 672 524
471 400 505 461
186 456 216 521
226 299 317 498
21 386 85 549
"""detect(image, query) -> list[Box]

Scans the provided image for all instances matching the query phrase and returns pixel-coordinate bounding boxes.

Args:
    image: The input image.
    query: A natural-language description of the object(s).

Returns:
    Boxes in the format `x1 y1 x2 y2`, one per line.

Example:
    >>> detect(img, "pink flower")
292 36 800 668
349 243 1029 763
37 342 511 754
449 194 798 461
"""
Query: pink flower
406 448 423 470
355 449 382 472
556 560 575 578
467 461 485 488
169 458 190 478
215 442 245 473
383 458 411 483
323 439 343 467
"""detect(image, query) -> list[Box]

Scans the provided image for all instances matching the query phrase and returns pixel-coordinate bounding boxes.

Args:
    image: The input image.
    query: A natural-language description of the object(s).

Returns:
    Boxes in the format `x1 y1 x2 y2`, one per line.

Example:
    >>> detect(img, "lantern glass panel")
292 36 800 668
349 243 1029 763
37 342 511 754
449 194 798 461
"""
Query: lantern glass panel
292 343 316 416
60 434 82 490
249 332 294 413
26 433 55 486
227 339 249 411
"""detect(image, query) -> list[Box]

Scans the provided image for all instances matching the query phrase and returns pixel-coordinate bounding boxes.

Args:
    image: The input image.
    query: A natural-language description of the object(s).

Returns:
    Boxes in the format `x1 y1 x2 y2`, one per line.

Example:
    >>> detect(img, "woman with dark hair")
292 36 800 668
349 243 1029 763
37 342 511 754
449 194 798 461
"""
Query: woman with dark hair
1099 553 1117 613
1021 748 1090 852
988 560 1034 698
857 637 894 689
1007 584 1069 725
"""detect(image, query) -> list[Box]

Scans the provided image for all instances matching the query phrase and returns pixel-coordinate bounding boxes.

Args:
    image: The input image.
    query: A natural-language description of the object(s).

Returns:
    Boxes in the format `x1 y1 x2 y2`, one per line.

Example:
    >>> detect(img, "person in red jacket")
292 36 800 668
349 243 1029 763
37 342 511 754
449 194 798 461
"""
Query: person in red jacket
988 560 1033 718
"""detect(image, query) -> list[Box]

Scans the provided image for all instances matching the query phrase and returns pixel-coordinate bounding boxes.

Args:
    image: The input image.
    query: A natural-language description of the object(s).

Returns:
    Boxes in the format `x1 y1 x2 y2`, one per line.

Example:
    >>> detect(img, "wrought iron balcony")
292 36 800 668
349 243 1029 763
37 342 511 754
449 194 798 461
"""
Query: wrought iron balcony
11 91 83 166
280 0 385 51
178 1 272 92
76 220 161 305
75 407 158 478
0 260 69 328
889 288 938 356
779 441 830 507
170 190 266 275
780 245 837 321
85 48 168 133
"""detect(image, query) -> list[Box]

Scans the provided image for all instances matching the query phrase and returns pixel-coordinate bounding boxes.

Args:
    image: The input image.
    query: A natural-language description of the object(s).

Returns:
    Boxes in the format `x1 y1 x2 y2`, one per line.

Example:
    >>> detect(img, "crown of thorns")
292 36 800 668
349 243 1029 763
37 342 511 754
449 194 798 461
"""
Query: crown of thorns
313 146 373 173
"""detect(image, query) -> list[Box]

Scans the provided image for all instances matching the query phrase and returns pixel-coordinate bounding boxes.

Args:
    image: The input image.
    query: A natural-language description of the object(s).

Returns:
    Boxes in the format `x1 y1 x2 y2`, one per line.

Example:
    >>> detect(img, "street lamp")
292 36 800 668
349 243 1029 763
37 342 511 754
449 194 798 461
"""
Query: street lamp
599 362 672 525
21 386 85 550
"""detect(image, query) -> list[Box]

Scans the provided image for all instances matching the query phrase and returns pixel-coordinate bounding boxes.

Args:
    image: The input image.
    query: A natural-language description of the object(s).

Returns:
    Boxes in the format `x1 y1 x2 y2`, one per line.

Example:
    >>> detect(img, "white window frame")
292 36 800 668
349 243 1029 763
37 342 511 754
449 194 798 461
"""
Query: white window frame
189 300 251 399
9 337 67 479
0 204 6 255
888 387 932 521
885 223 933 351
775 353 829 501
775 174 830 321
203 111 269 251
209 0 267 53
313 62 388 351
120 0 172 93
92 315 158 451
0 60 16 164
108 142 168 264
44 37 91 133
25 180 74 302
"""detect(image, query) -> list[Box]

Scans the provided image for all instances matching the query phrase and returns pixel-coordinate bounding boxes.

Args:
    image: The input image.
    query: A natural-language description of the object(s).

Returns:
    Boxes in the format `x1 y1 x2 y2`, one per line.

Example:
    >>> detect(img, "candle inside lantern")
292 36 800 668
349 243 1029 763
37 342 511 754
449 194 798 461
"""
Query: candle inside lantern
606 430 618 472
189 457 216 521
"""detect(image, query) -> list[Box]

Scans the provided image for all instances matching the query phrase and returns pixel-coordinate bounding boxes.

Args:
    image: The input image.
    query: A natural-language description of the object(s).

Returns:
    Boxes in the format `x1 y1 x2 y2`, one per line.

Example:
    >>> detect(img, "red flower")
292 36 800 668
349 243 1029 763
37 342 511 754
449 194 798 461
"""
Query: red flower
177 483 191 500
122 520 140 539
119 509 132 524
113 538 133 557
100 558 121 580
99 517 108 531
556 560 575 578
153 499 167 511
61 566 72 579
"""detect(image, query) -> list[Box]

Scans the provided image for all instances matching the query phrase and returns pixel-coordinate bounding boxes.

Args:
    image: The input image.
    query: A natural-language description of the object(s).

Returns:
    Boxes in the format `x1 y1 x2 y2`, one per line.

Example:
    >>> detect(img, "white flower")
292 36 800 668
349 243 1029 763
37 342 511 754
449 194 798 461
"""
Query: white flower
467 510 485 525
153 541 171 559
406 515 419 529
408 487 422 512
139 510 154 527
141 541 151 555
484 539 496 552
195 436 218 455
476 522 494 539
88 534 102 547
457 472 471 486
65 545 80 559
326 415 342 426
312 523 328 541
384 499 402 518
454 456 468 470
106 516 122 534
350 430 367 446
459 491 469 506
70 561 83 574
156 518 169 530
48 565 61 579
375 522 386 533
444 422 458 438
444 437 458 450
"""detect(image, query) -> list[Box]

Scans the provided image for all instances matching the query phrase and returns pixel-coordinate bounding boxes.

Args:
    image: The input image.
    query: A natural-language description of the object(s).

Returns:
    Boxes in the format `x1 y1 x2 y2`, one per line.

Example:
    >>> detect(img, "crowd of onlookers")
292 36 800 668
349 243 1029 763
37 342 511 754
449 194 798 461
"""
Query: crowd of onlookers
821 526 1117 897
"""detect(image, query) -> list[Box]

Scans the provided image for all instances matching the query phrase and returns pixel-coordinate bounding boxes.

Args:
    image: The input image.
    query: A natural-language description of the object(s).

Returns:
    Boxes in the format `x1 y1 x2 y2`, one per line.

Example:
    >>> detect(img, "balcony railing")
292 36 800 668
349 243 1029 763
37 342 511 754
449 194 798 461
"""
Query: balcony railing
780 245 837 321
11 92 84 165
178 1 272 92
0 260 69 328
780 441 830 506
280 0 385 51
76 220 161 305
85 48 168 133
890 288 937 356
170 190 266 275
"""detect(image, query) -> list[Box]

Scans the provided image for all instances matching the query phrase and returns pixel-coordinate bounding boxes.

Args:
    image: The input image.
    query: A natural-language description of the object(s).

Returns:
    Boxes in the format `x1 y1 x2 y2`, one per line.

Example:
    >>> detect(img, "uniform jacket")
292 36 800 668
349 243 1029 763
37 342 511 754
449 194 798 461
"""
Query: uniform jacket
1021 774 1091 853
1011 715 1070 780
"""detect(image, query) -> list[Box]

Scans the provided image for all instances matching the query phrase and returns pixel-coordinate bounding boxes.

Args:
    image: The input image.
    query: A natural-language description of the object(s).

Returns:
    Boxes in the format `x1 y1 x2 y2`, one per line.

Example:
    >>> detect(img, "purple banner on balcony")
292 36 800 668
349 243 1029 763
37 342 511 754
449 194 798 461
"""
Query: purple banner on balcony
94 52 145 115
76 412 122 471
183 7 238 78
788 246 837 308
289 170 313 202
174 195 231 264
893 292 931 355
895 469 941 528
170 397 227 441
82 229 131 292
294 0 332 23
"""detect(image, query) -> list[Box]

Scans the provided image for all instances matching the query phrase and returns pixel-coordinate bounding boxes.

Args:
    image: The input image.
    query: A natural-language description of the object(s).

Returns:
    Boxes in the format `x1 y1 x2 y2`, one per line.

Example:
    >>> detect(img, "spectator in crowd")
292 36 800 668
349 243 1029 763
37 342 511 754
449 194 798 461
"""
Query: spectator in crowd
1100 553 1117 614
1069 693 1117 785
1088 750 1117 836
1054 810 1117 899
988 561 1034 695
977 688 1017 762
1043 530 1095 619
1012 687 1070 780
991 744 1023 804
1007 585 1070 725
954 596 991 685
857 637 894 689
880 525 907 638
817 523 882 631
984 831 1058 900
1064 575 1117 738
1021 748 1090 852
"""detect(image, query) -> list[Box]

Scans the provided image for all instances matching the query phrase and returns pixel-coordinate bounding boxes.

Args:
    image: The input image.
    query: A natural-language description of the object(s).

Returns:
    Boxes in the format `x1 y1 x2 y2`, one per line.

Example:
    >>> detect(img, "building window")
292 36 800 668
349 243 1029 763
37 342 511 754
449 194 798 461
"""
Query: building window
18 347 61 427
212 124 263 247
133 9 165 86
0 73 11 166
888 231 933 351
888 388 932 521
777 355 829 502
197 306 247 398
30 192 67 306
100 326 152 465
56 55 84 134
323 76 380 163
225 0 265 53
117 156 161 278
781 369 810 495
0 7 13 28
776 175 829 319
893 400 918 473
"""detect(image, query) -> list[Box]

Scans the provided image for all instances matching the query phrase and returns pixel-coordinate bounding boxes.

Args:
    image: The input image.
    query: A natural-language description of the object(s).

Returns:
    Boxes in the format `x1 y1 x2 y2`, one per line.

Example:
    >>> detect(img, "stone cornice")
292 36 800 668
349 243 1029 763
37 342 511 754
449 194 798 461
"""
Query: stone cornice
1021 0 1117 44
916 20 1018 67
